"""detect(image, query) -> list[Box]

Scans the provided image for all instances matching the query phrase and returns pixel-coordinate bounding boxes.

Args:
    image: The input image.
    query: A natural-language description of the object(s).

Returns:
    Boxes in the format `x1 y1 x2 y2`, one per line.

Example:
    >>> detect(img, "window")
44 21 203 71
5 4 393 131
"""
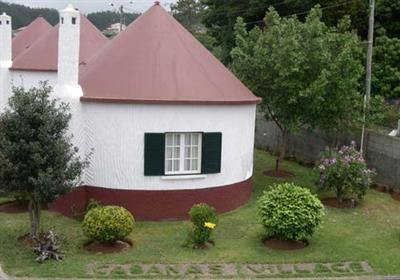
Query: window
61 17 64 24
144 132 221 176
72 17 77 25
165 133 202 175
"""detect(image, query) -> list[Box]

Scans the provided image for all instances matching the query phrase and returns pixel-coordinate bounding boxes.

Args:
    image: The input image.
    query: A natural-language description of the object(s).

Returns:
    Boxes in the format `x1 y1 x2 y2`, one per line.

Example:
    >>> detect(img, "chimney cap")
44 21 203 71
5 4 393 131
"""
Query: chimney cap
61 4 79 13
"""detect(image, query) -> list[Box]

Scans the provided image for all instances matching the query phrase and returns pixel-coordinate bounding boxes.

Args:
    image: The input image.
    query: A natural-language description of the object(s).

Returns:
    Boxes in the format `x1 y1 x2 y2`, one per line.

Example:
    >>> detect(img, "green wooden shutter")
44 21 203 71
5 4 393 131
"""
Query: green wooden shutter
201 132 222 174
144 133 165 176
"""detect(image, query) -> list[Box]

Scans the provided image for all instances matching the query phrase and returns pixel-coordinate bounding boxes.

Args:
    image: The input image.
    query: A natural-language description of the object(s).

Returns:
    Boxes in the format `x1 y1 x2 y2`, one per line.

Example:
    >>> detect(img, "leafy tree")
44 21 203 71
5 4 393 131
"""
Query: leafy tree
87 10 139 31
0 83 86 238
372 35 400 100
375 0 400 39
0 1 58 29
170 0 204 32
231 7 363 169
201 0 369 64
171 0 222 59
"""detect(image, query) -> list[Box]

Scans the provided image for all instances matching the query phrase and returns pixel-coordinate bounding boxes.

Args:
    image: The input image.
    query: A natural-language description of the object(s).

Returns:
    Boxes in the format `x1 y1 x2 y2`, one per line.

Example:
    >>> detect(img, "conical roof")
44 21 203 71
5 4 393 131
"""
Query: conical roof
80 3 260 105
12 17 52 59
11 16 108 72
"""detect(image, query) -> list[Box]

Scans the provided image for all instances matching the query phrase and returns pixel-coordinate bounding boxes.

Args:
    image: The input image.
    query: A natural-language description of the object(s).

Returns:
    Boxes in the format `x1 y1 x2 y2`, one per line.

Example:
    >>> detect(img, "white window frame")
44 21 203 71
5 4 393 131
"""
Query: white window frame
165 132 202 175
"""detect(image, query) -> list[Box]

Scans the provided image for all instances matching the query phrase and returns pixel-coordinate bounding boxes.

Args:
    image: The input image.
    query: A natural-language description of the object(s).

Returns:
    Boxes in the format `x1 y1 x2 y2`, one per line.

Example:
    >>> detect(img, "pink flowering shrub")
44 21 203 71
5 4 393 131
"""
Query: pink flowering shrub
318 141 375 204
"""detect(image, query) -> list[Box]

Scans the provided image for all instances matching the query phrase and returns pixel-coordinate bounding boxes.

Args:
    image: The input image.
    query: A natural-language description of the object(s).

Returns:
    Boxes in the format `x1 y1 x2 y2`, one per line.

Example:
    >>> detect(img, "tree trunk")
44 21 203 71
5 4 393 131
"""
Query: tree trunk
29 197 41 239
276 128 288 171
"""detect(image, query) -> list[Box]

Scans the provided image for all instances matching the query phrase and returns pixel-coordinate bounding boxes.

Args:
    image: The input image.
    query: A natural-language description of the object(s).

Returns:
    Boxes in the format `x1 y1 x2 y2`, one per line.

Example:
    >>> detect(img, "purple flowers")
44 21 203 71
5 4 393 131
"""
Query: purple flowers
317 141 375 202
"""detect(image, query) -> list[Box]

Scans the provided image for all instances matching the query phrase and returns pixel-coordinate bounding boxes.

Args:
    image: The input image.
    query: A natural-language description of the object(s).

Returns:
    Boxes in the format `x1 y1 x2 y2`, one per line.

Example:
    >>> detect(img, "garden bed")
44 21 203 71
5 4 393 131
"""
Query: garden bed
0 150 399 278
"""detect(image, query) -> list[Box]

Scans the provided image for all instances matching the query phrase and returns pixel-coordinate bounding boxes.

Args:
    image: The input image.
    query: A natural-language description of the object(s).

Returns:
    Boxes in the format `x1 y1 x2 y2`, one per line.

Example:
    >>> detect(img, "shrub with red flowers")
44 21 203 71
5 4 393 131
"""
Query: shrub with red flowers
318 141 375 204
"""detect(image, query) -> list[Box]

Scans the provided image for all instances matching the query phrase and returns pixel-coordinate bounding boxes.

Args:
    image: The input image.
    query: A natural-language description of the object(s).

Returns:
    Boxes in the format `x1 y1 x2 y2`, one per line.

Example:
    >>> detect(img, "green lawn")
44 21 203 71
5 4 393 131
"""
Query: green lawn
0 149 400 278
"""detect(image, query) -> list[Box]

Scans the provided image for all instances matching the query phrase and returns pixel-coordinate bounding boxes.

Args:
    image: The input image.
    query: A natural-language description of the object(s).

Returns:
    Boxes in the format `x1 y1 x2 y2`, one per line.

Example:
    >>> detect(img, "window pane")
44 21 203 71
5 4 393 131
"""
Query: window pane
191 147 198 158
173 147 180 158
184 159 190 171
174 134 180 145
192 134 198 145
185 147 191 158
192 159 198 170
185 134 191 145
166 160 172 172
166 147 173 159
173 160 180 171
166 134 173 146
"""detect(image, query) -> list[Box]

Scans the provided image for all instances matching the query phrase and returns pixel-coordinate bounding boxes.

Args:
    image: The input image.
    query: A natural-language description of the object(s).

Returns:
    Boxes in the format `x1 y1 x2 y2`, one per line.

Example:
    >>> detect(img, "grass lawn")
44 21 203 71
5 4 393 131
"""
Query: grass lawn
0 149 400 278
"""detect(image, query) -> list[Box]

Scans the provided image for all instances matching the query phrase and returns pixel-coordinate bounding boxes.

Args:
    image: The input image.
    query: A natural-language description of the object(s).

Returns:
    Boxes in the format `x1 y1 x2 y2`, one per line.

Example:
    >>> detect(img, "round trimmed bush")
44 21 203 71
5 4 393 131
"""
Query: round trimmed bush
258 183 324 241
82 206 134 243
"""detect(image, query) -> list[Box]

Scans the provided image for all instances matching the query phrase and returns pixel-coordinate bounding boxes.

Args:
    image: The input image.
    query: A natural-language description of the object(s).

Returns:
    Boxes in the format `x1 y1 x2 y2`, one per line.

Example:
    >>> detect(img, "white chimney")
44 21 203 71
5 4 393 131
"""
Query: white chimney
57 4 80 88
0 12 12 109
0 13 11 62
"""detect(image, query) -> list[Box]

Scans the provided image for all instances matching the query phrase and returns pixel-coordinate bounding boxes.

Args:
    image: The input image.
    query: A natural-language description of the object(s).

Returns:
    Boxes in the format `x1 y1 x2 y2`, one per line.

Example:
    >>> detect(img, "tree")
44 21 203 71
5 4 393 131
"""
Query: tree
170 0 204 33
231 7 363 170
0 83 86 238
201 0 369 64
87 10 140 31
372 35 400 100
0 1 58 29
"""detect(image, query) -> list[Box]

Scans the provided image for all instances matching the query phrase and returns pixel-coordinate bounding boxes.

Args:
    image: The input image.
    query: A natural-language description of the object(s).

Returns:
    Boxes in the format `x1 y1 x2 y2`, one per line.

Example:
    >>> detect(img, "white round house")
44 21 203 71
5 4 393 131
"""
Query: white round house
0 3 260 220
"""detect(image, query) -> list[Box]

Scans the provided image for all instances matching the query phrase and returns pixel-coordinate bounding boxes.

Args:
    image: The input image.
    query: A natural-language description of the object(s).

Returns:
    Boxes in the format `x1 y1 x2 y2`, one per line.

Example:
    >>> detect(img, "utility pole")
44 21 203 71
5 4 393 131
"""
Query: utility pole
360 0 375 155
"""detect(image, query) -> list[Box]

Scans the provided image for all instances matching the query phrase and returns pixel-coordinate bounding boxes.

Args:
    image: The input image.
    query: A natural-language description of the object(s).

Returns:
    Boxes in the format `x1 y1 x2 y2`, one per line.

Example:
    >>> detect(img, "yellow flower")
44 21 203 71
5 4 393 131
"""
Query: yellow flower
204 222 216 229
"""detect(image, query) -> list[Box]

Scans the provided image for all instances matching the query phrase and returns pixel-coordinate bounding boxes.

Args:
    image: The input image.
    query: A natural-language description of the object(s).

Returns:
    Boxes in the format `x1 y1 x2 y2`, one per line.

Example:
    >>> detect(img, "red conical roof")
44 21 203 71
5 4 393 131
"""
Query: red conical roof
11 16 108 72
12 17 52 59
80 4 260 105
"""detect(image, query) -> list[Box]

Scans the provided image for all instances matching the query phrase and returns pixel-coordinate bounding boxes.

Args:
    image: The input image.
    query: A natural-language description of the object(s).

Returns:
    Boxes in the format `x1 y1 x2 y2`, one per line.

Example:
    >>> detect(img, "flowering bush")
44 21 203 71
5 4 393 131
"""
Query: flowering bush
185 203 217 247
82 206 134 243
258 183 325 241
318 141 375 204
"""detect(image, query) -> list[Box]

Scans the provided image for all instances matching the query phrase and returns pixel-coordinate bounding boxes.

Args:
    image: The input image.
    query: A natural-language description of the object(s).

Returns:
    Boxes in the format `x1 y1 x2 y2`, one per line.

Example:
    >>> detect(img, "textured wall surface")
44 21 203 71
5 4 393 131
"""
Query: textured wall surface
81 103 257 190
255 114 400 190
10 70 57 90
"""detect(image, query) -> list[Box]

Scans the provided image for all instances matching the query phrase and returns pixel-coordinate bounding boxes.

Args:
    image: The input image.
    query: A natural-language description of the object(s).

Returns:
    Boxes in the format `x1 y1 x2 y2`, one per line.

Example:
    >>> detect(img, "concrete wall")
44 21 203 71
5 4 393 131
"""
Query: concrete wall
255 113 400 190
82 103 257 191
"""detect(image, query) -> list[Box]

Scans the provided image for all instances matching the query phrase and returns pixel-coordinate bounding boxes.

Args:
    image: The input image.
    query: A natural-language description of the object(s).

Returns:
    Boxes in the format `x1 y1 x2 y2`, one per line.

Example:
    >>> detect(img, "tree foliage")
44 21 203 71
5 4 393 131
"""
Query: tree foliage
0 1 58 29
0 83 86 238
372 35 400 100
231 7 363 167
170 0 204 32
201 0 398 64
86 10 140 31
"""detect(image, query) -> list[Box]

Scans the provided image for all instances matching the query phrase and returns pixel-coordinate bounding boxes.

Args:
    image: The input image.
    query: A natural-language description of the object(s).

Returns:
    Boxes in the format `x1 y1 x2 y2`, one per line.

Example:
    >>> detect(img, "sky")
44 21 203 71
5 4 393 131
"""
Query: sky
3 0 177 13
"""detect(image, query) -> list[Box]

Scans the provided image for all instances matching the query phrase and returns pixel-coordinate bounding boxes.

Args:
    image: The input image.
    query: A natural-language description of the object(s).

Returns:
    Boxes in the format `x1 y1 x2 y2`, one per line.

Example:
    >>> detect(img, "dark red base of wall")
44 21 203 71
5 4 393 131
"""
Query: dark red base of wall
48 178 252 221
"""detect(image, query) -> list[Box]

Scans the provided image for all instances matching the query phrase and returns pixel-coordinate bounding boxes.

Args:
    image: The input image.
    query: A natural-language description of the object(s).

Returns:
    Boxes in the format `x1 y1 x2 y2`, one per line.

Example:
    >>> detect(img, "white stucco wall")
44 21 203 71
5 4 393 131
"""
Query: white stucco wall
81 103 257 191
10 70 57 90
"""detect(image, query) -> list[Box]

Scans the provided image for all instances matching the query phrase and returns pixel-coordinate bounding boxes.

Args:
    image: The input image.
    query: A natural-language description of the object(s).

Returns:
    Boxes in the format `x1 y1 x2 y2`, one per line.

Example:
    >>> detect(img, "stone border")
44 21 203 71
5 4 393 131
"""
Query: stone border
86 261 374 278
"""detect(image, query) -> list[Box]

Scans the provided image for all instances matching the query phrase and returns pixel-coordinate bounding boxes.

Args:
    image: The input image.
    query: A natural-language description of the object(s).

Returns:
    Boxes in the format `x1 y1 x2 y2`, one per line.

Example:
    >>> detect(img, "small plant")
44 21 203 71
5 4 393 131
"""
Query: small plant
258 183 325 241
82 206 134 243
33 230 64 263
318 141 375 204
185 203 217 248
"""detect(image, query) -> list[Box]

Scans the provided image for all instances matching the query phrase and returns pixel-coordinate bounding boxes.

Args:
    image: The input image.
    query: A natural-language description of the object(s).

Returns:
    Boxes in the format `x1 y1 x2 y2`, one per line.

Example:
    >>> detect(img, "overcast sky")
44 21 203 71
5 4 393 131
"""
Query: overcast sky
3 0 177 13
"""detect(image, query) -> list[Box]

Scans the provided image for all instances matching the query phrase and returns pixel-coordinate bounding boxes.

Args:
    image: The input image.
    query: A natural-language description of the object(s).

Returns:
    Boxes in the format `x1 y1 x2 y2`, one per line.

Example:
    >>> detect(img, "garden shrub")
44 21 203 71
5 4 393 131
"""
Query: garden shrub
318 141 375 203
82 206 134 243
186 203 217 246
258 183 325 241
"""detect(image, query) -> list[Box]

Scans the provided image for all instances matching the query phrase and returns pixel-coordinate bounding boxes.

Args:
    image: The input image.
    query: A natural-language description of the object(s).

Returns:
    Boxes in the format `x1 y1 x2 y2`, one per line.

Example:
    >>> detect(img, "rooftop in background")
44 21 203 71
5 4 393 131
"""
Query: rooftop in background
12 17 52 59
11 15 108 72
80 3 260 105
